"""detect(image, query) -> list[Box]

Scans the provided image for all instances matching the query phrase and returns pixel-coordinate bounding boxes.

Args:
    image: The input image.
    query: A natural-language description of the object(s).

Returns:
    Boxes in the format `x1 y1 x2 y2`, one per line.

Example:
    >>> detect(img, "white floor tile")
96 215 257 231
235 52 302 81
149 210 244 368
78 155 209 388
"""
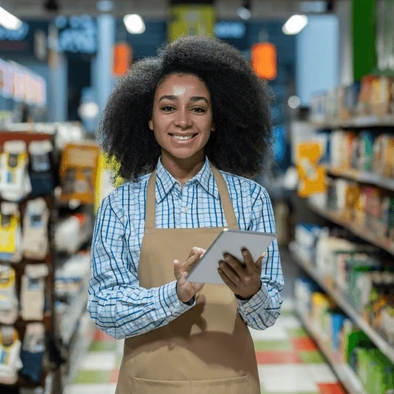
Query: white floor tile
64 384 108 394
258 365 319 393
276 314 302 330
80 351 117 370
307 364 338 383
116 339 125 354
104 383 118 394
249 325 288 341
281 298 294 311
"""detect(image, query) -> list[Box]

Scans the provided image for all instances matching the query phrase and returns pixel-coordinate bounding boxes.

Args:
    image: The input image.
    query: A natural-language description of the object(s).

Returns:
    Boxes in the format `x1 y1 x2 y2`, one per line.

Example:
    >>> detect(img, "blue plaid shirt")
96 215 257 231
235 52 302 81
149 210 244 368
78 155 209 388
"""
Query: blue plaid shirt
88 158 284 339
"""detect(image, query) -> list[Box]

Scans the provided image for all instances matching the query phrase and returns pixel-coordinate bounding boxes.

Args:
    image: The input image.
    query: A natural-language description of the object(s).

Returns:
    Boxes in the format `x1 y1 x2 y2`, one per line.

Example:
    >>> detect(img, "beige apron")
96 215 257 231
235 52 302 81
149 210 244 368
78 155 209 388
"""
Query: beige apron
116 165 260 394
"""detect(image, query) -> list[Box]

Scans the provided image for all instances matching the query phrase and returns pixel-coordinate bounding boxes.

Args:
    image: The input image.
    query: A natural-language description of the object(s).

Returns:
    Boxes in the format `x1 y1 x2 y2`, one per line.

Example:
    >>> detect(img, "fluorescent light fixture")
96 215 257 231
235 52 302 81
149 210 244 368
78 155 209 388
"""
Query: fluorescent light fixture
237 6 251 20
123 14 146 34
282 15 308 35
0 7 23 30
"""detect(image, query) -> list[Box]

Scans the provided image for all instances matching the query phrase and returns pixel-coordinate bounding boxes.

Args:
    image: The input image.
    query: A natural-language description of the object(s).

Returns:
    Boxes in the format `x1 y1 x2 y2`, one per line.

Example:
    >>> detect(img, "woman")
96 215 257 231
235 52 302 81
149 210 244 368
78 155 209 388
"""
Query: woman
88 35 284 394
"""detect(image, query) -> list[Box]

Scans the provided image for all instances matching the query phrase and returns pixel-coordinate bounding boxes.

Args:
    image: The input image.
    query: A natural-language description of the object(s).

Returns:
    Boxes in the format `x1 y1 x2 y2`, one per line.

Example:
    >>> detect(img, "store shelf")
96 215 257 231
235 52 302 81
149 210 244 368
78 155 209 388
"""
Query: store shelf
290 243 394 365
59 284 89 345
326 167 394 192
308 202 394 256
310 114 394 129
295 309 365 394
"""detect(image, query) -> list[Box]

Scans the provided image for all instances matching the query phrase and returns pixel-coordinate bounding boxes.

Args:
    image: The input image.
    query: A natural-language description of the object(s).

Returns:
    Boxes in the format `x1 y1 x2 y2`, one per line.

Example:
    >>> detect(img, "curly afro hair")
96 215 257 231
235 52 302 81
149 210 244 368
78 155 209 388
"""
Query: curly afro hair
98 35 274 181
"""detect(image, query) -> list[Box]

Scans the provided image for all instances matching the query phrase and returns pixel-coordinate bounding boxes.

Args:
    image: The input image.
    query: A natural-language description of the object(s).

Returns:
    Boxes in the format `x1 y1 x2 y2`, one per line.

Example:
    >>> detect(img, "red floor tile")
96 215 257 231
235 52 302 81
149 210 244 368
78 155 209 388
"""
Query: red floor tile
318 383 347 394
110 368 120 383
291 337 318 351
255 350 303 364
93 329 116 342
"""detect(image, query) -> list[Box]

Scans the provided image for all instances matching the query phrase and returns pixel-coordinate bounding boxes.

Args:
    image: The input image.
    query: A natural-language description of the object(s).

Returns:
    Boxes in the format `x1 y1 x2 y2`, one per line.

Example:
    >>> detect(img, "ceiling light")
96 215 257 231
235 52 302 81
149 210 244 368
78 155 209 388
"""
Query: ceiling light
0 7 22 30
288 95 301 109
123 14 146 34
237 0 251 20
237 6 251 20
282 15 308 35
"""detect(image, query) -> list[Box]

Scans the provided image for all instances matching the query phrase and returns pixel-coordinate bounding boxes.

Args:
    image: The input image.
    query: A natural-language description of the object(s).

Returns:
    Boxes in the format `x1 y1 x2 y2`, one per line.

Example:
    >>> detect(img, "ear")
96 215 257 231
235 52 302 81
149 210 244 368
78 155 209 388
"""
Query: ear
148 119 153 131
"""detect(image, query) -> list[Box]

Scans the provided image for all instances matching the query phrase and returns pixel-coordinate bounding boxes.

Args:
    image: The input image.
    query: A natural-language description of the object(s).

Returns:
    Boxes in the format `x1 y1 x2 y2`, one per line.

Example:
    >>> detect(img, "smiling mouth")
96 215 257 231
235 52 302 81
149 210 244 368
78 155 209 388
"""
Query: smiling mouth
169 134 197 141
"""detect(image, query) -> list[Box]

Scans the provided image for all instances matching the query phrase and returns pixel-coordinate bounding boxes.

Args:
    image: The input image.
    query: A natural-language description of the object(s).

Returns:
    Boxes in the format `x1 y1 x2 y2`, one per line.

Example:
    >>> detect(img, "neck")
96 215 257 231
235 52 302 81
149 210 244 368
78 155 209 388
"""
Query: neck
161 154 205 186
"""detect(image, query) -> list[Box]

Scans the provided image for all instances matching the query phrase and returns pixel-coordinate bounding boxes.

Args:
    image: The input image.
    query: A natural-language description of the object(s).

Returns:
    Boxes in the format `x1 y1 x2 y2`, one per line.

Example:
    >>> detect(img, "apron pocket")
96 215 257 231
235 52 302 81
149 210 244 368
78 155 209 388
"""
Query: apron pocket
191 375 251 394
130 376 191 394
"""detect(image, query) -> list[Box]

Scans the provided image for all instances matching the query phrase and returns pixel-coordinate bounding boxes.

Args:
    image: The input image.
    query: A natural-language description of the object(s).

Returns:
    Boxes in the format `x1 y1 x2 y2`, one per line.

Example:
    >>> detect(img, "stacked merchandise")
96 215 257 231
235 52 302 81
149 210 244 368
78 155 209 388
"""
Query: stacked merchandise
0 128 98 393
294 223 394 394
310 75 394 125
295 224 394 345
0 134 54 389
295 276 394 394
308 126 394 251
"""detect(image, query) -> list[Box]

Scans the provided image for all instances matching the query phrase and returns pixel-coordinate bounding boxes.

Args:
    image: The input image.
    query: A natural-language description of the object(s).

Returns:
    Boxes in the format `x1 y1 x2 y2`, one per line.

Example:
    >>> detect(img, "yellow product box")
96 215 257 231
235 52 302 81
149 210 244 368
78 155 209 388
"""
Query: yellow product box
371 76 394 116
59 142 100 204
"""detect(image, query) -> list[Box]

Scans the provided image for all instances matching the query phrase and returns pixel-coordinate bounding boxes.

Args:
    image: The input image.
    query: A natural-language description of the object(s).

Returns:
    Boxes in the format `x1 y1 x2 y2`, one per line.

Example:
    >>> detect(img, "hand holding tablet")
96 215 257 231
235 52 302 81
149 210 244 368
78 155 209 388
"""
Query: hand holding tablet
187 229 276 285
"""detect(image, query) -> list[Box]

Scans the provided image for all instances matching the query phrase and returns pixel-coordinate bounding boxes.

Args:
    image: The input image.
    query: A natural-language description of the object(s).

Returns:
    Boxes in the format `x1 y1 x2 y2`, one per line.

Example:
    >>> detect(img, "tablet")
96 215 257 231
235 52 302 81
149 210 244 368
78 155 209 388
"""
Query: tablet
187 228 276 285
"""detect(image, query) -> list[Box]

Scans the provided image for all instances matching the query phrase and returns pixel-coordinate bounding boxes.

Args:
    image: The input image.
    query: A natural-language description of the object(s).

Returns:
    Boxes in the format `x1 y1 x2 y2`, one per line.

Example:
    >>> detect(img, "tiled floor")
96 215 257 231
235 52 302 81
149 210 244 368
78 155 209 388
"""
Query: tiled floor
65 306 346 394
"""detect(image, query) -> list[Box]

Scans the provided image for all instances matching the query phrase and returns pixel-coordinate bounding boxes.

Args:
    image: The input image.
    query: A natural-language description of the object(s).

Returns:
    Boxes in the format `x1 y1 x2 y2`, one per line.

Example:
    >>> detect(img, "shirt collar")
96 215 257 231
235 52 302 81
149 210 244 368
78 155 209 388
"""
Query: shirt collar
155 157 220 203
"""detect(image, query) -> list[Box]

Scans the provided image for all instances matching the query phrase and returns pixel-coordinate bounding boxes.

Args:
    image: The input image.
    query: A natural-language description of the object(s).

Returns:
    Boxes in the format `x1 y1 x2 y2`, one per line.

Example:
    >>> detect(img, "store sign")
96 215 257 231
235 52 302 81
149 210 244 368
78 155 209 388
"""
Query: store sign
214 22 245 39
0 58 13 98
0 23 30 41
55 15 97 55
0 58 46 107
168 5 215 42
0 21 48 59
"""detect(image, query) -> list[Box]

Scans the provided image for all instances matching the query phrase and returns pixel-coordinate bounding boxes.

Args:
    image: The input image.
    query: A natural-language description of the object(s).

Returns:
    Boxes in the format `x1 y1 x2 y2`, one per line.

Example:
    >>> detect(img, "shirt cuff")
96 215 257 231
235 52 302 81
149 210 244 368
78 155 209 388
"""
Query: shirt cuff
157 281 196 318
236 281 269 314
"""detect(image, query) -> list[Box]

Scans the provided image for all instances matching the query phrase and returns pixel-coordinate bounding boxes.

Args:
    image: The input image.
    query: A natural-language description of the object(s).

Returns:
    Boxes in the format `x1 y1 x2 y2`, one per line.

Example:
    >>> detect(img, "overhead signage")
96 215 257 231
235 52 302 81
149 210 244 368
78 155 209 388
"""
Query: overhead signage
214 22 245 39
55 15 97 55
0 58 46 107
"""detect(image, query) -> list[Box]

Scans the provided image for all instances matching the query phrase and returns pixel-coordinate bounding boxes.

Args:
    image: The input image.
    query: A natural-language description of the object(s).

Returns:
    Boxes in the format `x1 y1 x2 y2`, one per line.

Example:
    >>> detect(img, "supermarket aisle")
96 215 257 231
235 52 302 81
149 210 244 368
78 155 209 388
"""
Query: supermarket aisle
65 302 346 394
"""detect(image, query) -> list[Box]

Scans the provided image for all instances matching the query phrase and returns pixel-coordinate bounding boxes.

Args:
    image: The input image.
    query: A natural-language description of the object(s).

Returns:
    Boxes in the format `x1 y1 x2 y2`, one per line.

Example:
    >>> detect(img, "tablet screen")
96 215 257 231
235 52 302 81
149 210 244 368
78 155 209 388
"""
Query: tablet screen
187 228 276 285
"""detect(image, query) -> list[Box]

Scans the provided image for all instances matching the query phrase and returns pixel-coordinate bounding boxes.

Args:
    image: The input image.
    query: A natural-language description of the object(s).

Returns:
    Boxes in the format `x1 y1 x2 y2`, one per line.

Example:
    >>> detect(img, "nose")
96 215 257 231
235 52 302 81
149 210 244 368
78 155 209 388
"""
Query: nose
174 109 192 129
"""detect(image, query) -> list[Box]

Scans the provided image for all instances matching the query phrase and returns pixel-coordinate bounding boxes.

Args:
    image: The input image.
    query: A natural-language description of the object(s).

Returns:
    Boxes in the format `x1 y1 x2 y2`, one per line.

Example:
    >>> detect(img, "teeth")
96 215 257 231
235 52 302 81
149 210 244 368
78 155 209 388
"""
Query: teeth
173 135 193 140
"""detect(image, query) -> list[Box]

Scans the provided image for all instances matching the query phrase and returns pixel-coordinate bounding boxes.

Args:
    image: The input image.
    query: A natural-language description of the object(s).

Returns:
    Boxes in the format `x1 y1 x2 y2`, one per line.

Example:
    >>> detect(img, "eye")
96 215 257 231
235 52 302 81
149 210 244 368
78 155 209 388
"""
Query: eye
161 105 175 112
191 107 206 114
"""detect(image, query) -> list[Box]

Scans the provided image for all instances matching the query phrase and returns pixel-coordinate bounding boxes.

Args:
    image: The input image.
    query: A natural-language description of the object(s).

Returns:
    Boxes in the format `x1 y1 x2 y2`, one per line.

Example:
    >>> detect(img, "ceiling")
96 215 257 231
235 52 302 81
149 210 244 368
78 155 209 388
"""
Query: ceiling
1 0 339 20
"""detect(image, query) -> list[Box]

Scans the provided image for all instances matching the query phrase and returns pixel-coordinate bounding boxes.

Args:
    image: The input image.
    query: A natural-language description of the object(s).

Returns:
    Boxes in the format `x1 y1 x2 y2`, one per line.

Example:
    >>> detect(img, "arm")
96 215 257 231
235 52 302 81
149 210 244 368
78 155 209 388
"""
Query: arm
87 195 194 340
236 188 284 330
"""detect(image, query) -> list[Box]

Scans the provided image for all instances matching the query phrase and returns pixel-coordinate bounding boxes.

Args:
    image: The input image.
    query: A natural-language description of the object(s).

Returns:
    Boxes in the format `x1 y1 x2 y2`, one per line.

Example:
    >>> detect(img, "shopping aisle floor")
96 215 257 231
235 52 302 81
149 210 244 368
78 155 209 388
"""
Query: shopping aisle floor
65 302 346 394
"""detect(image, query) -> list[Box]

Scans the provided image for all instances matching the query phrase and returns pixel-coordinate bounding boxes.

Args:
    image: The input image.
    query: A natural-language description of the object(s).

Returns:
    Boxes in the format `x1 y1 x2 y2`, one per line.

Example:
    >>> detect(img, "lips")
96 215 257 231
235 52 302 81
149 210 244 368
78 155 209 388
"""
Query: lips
170 133 197 141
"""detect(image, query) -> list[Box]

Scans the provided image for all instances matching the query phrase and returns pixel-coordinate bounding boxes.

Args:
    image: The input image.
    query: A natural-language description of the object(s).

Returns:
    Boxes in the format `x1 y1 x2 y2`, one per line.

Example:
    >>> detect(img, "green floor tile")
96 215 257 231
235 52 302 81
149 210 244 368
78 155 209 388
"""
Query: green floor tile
73 370 111 384
117 354 123 367
254 340 293 351
89 341 117 352
298 350 326 364
280 309 294 316
287 327 309 339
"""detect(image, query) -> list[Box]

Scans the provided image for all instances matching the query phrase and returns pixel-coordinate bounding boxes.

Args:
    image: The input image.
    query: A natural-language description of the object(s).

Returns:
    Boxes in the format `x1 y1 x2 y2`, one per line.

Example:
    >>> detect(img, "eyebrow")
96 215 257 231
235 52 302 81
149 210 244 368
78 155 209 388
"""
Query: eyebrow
158 95 209 104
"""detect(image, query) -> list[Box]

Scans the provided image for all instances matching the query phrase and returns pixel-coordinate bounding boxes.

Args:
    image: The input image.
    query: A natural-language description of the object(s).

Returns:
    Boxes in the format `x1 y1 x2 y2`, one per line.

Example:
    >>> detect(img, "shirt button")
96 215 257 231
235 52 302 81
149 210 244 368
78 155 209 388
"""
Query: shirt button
169 307 174 312
245 307 251 313
183 206 189 213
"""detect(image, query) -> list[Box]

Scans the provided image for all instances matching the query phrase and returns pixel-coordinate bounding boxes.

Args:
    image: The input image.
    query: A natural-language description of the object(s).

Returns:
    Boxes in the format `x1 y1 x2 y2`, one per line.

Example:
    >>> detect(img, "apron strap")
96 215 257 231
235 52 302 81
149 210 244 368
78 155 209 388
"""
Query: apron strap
145 163 239 230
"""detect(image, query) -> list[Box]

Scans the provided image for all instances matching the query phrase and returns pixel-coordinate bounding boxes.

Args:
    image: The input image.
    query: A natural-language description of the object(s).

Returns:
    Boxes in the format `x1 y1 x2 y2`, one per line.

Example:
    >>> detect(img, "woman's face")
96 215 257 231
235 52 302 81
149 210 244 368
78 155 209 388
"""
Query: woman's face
149 73 213 167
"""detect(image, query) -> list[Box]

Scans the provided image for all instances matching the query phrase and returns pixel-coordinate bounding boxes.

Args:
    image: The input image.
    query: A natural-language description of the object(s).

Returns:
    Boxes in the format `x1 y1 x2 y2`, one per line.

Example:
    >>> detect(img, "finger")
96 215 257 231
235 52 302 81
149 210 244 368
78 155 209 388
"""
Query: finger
174 260 181 280
218 261 240 286
184 250 203 272
241 248 255 271
178 271 188 287
218 267 237 291
255 252 266 271
223 253 245 277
